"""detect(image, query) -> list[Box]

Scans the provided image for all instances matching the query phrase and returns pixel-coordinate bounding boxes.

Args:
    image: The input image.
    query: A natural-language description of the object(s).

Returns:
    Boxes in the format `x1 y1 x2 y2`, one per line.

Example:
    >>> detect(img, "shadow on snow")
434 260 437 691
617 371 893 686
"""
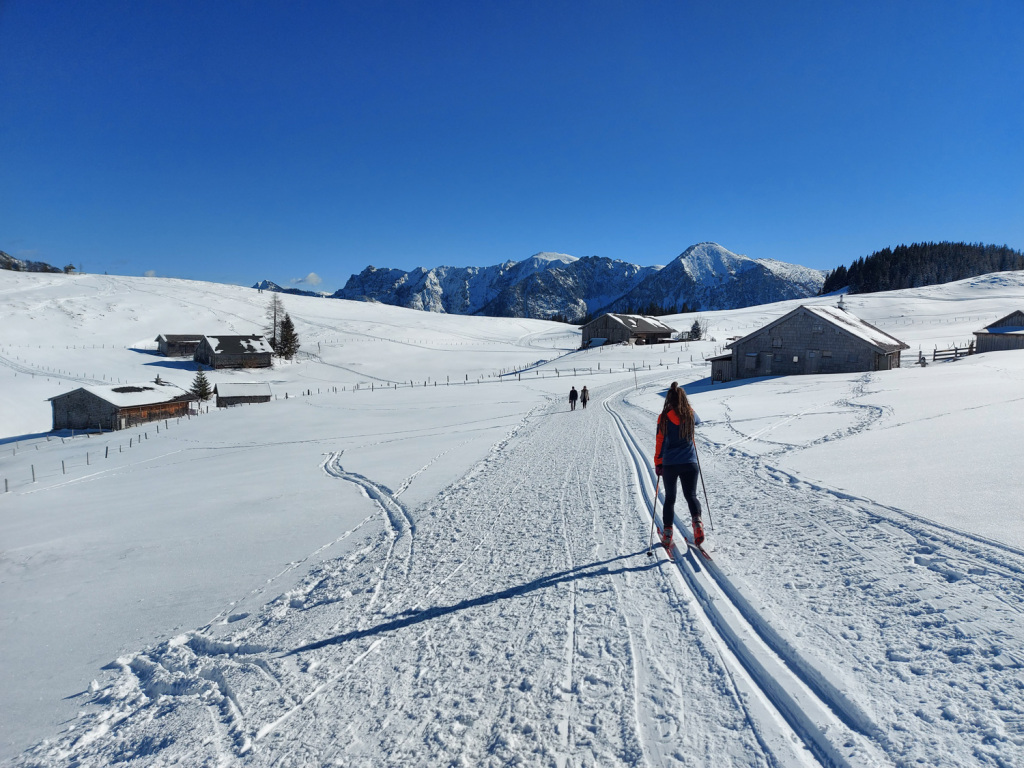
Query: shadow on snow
283 550 660 656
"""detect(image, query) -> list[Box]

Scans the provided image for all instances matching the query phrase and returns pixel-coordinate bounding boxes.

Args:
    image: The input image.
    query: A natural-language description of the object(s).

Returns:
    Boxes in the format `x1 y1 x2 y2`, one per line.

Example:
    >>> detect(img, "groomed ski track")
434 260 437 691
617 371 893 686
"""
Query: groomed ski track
15 373 1024 767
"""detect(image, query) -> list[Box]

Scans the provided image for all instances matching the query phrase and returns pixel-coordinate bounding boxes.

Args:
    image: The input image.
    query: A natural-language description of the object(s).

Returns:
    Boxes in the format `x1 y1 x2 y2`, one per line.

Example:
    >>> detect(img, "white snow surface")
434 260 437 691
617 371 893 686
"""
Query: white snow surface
529 252 579 265
2 269 1024 766
52 382 188 408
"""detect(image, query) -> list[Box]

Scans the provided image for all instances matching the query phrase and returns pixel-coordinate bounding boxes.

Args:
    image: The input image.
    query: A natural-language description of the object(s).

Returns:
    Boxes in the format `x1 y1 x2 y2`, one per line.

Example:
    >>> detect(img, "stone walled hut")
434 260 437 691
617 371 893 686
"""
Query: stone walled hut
214 382 273 408
973 310 1024 353
194 335 274 369
48 383 191 431
713 305 909 382
580 314 675 347
155 334 204 357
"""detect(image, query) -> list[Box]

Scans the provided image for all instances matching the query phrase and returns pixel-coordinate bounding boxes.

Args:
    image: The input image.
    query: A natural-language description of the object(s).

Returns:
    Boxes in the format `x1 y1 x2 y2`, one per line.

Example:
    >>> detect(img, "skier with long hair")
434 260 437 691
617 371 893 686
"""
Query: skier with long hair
654 381 704 550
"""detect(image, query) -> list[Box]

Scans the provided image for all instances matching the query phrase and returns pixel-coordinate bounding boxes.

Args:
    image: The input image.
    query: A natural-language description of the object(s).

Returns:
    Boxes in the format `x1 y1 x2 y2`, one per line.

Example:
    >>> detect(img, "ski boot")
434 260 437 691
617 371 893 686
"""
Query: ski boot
691 516 705 546
660 525 673 550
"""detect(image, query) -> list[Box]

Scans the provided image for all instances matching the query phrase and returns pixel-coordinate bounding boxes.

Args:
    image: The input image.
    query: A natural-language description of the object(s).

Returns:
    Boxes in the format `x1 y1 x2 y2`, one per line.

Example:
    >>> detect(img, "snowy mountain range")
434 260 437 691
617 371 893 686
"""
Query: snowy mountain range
323 243 825 320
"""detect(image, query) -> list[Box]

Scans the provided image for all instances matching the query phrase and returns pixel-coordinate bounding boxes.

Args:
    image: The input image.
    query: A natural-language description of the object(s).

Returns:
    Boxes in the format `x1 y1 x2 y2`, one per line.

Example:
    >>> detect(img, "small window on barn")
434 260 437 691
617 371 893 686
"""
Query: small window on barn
847 353 858 363
773 353 782 362
772 337 782 347
822 350 832 357
813 324 824 333
793 356 799 363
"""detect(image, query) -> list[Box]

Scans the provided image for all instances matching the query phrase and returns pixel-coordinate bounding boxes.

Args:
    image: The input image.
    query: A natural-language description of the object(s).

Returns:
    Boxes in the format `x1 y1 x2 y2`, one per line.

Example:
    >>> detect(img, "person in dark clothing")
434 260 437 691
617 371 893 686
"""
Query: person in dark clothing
580 386 589 409
569 386 579 410
653 381 704 549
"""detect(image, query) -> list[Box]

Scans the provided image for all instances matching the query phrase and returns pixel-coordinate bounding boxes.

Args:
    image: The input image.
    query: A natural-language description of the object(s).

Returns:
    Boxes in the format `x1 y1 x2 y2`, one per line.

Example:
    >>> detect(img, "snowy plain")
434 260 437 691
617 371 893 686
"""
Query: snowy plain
1 269 1023 766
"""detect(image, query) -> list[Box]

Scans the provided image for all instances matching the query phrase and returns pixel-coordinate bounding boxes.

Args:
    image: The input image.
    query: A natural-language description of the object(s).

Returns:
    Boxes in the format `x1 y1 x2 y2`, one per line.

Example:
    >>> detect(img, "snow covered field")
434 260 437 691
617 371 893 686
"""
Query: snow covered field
1 270 1023 766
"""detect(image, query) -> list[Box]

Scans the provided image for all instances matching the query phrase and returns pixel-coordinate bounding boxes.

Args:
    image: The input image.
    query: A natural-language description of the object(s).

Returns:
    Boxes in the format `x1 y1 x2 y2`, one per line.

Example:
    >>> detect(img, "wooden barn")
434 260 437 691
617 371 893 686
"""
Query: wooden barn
48 383 191 431
712 304 909 382
214 382 273 408
155 334 204 357
580 314 676 348
973 311 1024 353
194 335 274 369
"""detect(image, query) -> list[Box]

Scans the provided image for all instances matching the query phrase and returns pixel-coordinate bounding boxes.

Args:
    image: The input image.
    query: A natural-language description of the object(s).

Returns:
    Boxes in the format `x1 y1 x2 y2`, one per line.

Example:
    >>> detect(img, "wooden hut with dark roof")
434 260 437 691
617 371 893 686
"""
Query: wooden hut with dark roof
973 311 1024 354
214 382 273 408
711 304 909 382
580 314 676 348
155 334 204 357
193 335 274 369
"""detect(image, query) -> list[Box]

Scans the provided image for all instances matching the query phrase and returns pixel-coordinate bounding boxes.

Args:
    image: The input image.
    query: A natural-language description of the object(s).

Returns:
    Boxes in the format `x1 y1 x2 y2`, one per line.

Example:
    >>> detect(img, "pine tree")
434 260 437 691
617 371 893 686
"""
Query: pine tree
277 313 300 360
190 367 212 401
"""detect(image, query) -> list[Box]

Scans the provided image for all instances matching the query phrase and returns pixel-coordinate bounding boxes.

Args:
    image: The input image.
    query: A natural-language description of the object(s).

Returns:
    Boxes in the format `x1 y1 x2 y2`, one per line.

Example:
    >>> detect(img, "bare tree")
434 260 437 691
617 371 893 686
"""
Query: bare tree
264 293 285 351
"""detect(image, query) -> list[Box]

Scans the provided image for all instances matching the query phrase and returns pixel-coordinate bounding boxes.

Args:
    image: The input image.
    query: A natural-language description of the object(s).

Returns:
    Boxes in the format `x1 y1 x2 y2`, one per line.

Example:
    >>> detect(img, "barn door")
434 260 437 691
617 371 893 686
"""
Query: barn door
760 352 773 375
805 350 821 374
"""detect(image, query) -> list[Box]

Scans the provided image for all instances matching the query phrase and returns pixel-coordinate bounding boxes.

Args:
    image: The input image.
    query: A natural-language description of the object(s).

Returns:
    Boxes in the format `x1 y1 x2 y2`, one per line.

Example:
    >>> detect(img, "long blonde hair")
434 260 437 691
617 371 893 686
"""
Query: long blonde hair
659 381 695 442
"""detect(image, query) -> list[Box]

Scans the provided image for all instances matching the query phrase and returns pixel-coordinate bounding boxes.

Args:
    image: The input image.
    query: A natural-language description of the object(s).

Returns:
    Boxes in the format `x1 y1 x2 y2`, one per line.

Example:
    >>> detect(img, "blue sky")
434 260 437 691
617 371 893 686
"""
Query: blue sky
2 1 1022 292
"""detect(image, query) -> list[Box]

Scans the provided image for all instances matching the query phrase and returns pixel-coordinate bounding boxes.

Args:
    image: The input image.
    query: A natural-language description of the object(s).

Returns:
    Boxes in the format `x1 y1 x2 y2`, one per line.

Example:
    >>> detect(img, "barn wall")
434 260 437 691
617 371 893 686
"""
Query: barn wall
51 391 119 431
976 334 1024 353
582 316 630 346
711 357 734 382
216 395 272 407
160 340 201 357
118 401 191 427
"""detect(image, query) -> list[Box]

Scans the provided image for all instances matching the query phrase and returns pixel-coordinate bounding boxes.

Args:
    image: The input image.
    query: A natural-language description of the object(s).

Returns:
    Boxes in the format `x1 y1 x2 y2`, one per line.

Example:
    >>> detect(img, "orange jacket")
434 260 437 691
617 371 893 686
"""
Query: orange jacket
655 409 701 466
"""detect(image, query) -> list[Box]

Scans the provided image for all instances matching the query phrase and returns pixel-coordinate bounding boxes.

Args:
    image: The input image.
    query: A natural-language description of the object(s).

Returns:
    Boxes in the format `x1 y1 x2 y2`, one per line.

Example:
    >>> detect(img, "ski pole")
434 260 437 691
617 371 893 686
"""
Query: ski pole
693 439 713 531
647 474 661 557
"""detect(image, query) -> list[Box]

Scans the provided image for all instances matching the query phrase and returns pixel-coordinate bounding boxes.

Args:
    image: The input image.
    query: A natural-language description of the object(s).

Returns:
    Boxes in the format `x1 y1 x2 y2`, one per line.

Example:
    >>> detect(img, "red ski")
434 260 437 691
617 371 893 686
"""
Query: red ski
687 540 713 561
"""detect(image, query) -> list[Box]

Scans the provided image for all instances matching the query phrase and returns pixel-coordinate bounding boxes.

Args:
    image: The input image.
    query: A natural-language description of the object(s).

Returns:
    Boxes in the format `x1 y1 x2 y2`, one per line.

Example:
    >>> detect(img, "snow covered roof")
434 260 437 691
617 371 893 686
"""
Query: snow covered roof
977 326 1024 335
155 334 203 342
49 383 188 408
975 310 1024 335
607 314 675 334
203 335 274 355
214 382 273 398
803 305 908 351
728 305 909 353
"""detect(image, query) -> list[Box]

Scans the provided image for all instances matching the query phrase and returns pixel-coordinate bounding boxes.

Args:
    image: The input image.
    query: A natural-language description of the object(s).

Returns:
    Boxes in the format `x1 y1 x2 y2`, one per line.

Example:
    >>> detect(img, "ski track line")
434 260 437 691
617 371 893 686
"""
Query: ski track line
626 372 1024 767
250 402 561 761
606 381 891 768
602 380 797 768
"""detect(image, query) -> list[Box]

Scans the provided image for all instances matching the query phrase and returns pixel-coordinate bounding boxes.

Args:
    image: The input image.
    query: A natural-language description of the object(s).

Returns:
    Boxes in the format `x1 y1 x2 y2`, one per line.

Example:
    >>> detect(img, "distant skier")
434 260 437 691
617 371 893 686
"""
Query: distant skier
654 381 704 549
580 386 590 409
569 386 579 410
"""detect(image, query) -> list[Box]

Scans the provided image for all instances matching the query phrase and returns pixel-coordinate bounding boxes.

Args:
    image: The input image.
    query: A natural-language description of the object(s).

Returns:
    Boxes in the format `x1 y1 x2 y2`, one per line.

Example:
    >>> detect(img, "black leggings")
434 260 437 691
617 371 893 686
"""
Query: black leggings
662 463 701 531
